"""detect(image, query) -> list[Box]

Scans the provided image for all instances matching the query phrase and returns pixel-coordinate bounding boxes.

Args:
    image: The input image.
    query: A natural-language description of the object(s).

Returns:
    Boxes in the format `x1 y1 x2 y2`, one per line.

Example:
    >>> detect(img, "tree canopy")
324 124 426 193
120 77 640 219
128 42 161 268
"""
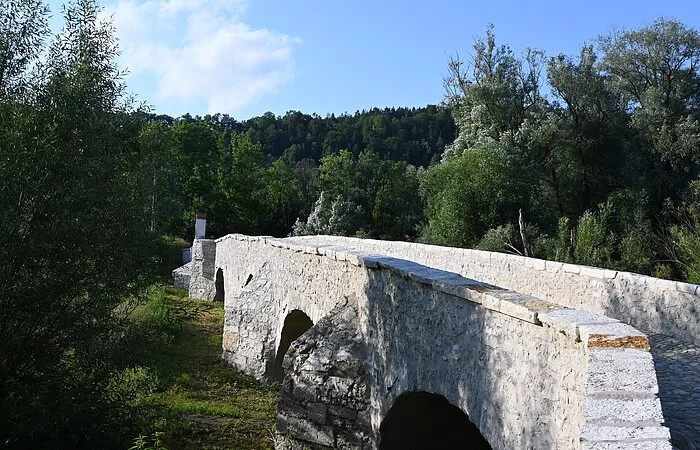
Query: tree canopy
422 19 700 281
1 0 158 445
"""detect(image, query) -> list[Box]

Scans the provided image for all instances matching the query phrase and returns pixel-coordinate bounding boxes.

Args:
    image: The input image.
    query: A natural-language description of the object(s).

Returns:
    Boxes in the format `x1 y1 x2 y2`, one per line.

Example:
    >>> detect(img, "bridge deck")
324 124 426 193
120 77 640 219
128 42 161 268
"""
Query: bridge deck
649 333 700 449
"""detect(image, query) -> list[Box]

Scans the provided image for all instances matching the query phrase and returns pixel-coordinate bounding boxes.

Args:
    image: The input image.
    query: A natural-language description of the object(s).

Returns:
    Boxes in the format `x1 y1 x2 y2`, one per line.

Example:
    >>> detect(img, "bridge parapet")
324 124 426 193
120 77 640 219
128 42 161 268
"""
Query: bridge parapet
215 234 671 449
286 235 700 345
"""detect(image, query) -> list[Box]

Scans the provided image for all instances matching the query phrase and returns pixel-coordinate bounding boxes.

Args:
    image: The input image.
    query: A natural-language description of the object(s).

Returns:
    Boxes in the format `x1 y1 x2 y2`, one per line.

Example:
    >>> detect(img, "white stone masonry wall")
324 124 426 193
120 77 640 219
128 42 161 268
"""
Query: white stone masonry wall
216 234 671 449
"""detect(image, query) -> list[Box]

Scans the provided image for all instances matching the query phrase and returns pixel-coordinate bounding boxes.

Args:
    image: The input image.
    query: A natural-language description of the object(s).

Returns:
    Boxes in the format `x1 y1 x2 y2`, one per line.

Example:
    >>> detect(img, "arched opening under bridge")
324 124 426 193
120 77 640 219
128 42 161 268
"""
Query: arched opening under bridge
214 268 225 302
272 309 313 381
379 391 491 450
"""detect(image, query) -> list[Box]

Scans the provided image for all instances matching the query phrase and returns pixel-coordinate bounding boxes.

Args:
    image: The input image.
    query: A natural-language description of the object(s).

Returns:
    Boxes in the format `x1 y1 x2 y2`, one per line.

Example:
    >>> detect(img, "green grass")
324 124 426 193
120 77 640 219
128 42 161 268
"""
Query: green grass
127 285 278 449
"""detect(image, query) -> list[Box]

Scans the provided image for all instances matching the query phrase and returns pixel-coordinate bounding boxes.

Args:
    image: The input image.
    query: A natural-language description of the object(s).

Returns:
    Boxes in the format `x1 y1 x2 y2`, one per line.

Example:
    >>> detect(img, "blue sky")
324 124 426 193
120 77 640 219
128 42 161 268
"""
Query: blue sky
46 0 700 119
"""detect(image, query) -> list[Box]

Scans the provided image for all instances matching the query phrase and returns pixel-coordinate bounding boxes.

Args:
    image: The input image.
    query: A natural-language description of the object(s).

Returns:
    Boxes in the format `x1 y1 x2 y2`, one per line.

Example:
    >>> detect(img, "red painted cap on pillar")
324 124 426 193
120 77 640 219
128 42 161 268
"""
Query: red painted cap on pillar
196 212 207 219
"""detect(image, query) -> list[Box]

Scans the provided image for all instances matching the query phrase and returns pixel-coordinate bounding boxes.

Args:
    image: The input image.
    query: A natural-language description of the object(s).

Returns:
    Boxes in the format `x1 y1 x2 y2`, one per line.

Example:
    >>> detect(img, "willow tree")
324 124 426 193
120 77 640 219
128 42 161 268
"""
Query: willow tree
600 19 700 203
0 1 157 446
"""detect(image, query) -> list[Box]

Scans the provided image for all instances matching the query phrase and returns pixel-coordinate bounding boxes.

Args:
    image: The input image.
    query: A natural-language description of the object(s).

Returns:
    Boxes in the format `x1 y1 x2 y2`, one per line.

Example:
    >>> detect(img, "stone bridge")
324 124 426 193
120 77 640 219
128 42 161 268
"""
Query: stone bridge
177 234 700 450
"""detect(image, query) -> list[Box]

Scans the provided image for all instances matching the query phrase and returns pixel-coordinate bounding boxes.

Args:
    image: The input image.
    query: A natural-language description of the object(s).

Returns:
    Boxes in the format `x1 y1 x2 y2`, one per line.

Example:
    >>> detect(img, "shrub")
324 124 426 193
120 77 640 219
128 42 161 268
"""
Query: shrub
573 205 615 267
476 224 519 253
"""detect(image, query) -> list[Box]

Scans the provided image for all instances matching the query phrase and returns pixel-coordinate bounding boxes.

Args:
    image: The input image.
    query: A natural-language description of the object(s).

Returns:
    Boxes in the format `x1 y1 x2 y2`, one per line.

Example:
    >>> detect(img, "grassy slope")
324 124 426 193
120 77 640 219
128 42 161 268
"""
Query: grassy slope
130 286 278 450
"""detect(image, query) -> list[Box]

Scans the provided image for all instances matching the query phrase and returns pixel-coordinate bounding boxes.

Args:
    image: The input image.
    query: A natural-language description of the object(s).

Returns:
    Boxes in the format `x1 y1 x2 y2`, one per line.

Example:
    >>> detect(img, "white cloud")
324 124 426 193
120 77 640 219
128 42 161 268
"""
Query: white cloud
105 0 299 114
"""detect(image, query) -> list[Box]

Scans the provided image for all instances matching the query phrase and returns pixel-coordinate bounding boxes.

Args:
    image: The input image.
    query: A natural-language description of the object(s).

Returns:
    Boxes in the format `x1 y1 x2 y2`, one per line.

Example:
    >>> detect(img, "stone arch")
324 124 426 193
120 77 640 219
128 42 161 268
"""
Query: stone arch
272 309 313 381
379 391 491 450
214 268 225 302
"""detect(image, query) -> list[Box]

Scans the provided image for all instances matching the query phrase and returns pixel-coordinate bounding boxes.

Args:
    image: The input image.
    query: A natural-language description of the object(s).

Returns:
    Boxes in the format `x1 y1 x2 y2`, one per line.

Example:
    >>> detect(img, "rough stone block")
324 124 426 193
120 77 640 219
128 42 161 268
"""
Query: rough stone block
583 396 664 423
581 425 670 442
335 431 369 450
545 260 564 272
580 266 607 279
603 269 618 279
586 348 659 395
172 262 192 289
486 291 539 323
188 239 217 301
674 281 698 295
361 255 399 269
561 263 582 274
268 239 285 248
480 292 501 312
316 246 339 259
538 309 618 340
341 251 363 266
222 331 239 353
430 278 489 304
324 376 354 398
303 246 319 255
372 257 414 274
528 257 547 271
406 266 457 286
292 384 320 403
276 413 335 448
579 323 649 349
329 405 358 420
306 402 327 424
582 441 673 450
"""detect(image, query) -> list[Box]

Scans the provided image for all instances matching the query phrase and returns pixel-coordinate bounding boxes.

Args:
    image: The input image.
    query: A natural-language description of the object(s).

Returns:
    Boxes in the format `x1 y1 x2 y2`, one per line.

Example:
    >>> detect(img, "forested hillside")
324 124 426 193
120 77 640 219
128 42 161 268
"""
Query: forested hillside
138 106 455 239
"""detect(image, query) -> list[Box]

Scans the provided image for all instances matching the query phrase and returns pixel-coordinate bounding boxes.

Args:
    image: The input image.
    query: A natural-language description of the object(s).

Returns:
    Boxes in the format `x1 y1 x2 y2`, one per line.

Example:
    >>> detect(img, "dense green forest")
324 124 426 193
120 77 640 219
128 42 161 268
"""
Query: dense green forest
138 105 455 239
3 0 700 447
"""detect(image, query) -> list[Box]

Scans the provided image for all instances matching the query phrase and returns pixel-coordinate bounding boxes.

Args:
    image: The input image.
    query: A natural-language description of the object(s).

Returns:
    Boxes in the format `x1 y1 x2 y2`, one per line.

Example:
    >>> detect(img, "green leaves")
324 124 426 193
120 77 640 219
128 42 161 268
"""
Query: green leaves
435 20 700 279
444 25 545 158
0 1 160 446
599 19 700 167
0 0 50 101
294 149 422 239
420 141 530 248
